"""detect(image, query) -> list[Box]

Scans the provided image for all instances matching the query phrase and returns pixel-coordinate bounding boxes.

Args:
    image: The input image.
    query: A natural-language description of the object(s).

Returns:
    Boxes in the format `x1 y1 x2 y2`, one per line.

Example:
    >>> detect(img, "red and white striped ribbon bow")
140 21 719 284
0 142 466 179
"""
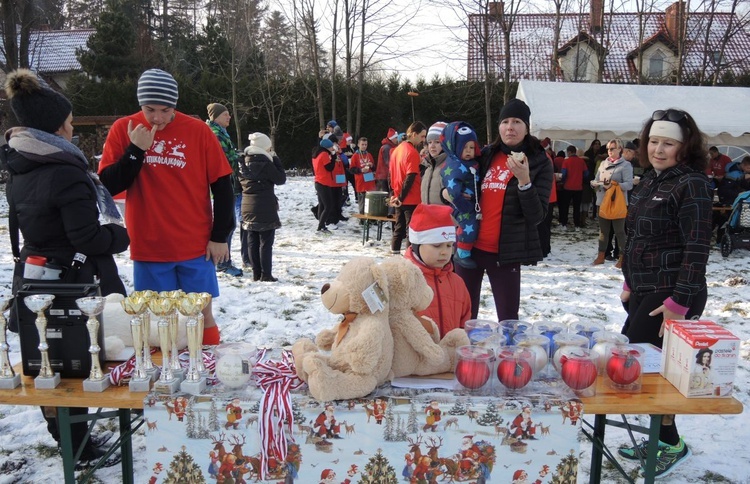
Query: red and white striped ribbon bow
253 350 304 479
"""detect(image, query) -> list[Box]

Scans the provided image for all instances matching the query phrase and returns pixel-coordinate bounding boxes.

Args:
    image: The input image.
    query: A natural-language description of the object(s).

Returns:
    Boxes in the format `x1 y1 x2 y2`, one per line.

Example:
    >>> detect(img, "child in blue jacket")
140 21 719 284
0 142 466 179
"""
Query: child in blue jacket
440 121 482 268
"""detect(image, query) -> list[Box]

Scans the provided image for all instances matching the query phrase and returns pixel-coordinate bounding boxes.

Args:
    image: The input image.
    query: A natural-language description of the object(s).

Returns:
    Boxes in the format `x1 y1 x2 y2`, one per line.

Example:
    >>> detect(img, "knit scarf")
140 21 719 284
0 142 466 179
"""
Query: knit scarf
6 127 123 224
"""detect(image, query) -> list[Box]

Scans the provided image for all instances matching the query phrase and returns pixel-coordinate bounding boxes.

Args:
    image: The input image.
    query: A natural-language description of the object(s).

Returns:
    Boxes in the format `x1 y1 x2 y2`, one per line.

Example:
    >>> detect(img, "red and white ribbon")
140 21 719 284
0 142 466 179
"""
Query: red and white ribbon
108 349 217 386
253 350 304 479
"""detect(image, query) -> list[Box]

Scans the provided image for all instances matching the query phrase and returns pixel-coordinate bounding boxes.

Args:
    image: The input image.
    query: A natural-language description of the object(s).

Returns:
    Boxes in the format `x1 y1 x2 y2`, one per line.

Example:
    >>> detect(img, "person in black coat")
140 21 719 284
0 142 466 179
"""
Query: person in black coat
240 133 287 281
1 69 129 466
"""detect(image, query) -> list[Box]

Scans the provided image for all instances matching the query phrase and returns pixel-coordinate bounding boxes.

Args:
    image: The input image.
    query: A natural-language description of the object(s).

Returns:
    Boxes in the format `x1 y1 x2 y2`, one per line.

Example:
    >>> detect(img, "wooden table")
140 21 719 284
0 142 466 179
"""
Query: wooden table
0 365 146 484
351 213 395 245
580 373 743 483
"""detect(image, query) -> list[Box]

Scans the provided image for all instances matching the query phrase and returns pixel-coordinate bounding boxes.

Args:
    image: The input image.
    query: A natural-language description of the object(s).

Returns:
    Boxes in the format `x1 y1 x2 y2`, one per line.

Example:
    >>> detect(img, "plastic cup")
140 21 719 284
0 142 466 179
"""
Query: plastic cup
464 319 499 345
455 345 494 391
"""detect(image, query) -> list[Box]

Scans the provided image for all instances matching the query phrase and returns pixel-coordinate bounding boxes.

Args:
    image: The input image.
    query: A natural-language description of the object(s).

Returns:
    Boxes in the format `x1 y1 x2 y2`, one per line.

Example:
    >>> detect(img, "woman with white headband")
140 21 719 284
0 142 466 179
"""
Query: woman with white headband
617 109 712 477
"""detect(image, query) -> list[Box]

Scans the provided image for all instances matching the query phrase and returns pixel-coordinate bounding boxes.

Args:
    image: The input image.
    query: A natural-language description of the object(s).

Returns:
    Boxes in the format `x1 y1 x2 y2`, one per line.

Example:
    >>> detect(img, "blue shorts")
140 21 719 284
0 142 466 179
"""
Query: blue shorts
133 256 220 297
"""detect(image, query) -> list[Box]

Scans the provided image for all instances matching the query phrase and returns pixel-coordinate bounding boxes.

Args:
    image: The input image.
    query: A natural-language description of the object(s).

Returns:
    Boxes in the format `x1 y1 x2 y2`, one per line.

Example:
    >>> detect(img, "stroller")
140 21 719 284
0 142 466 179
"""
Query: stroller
720 191 750 257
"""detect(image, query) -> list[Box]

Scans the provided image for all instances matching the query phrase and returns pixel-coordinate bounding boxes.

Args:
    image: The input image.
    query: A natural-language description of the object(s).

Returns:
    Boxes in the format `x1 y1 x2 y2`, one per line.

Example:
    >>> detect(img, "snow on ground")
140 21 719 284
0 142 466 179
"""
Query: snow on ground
0 176 749 483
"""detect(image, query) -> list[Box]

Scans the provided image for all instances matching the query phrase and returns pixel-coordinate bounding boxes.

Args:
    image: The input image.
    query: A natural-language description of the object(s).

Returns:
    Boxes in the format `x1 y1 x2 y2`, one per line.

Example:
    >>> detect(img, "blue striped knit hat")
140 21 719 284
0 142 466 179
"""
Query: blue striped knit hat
137 69 178 108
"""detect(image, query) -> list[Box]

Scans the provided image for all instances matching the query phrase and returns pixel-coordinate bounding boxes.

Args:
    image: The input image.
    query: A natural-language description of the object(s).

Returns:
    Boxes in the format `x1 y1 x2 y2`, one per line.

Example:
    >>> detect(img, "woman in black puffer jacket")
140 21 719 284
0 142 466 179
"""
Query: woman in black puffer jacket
453 99 553 320
2 69 129 467
239 133 287 282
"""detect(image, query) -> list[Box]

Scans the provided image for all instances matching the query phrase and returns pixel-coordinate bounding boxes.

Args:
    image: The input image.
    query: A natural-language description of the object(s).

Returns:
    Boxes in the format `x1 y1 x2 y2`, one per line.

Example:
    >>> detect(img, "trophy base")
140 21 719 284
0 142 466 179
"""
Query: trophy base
83 376 111 392
0 374 22 389
171 368 185 381
153 378 181 394
145 367 160 382
34 373 61 389
180 377 207 395
129 378 152 393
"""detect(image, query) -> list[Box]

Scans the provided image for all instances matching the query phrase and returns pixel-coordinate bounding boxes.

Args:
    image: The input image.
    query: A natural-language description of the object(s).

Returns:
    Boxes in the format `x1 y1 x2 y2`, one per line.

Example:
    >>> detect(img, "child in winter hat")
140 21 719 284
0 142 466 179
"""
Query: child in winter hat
440 121 482 269
406 203 471 337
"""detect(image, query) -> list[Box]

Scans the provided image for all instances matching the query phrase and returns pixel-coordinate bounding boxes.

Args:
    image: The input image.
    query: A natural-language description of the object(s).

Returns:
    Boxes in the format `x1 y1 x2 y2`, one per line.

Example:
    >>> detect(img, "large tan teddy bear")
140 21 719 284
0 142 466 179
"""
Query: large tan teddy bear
381 256 469 377
292 257 393 401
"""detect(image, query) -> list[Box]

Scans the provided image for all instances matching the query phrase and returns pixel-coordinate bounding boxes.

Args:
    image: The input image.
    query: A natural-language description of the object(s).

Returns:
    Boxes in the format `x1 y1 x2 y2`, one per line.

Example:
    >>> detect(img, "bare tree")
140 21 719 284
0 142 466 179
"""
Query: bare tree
290 0 326 129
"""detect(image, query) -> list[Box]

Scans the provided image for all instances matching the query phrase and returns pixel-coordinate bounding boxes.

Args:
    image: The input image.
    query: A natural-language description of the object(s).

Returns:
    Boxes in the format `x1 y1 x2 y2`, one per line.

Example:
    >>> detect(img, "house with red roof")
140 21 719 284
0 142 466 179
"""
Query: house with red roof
468 1 750 84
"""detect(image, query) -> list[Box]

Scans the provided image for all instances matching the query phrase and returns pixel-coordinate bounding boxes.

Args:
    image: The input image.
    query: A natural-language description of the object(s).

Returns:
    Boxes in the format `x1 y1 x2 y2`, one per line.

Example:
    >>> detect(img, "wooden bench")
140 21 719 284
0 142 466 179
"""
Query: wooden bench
351 213 396 245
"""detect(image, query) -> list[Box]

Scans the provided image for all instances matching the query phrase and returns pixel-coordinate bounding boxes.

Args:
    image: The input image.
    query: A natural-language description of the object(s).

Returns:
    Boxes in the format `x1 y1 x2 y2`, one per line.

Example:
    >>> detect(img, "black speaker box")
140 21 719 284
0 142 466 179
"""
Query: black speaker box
16 283 103 378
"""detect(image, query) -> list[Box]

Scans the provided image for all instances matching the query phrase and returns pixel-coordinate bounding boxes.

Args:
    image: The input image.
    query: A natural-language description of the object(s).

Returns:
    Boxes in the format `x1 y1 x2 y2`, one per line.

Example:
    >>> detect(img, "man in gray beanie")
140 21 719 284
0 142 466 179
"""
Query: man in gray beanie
98 68 234 344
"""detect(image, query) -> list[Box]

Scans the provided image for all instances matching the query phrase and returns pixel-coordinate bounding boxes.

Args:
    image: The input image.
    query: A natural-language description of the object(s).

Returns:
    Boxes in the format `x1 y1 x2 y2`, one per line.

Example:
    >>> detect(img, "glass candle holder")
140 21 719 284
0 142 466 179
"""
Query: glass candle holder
214 343 257 389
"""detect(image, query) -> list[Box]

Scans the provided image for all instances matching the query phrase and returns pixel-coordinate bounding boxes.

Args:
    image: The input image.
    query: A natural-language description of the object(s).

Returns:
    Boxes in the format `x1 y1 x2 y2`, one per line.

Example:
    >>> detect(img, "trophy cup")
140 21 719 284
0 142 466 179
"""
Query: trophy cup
0 297 21 389
121 295 151 392
149 296 180 394
76 296 110 392
177 296 206 394
196 292 213 375
135 290 159 381
24 294 60 389
162 290 185 380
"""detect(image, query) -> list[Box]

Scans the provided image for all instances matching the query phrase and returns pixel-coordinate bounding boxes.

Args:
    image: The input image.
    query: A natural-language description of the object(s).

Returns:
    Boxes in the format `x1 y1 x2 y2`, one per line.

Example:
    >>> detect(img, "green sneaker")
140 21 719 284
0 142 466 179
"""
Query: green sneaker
640 438 691 479
618 438 669 460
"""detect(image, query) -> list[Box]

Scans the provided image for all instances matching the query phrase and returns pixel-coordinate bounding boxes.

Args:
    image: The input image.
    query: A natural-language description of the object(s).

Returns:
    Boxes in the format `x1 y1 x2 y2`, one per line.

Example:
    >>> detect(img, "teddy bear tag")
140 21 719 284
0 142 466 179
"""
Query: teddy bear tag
362 282 387 314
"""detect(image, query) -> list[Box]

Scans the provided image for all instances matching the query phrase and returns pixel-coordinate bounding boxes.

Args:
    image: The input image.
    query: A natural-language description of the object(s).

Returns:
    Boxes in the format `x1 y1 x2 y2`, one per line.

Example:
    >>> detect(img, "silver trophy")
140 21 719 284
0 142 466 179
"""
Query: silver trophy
76 296 110 392
24 294 60 389
0 297 21 389
178 296 206 394
150 296 180 394
121 295 151 392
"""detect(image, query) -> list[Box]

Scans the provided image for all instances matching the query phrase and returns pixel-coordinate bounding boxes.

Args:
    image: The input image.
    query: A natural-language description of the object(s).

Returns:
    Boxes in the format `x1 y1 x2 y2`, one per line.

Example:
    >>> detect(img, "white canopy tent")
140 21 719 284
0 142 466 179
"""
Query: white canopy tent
516 80 750 148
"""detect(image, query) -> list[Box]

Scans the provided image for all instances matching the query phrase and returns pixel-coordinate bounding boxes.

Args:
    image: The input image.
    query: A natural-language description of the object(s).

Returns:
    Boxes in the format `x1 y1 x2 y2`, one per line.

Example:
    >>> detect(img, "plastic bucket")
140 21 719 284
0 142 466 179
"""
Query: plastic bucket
364 191 389 217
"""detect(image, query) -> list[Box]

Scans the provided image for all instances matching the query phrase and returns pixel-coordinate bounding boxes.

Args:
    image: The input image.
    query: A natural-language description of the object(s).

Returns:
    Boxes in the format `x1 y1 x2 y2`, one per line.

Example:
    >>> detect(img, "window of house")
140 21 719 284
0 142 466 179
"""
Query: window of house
649 50 664 79
712 51 723 66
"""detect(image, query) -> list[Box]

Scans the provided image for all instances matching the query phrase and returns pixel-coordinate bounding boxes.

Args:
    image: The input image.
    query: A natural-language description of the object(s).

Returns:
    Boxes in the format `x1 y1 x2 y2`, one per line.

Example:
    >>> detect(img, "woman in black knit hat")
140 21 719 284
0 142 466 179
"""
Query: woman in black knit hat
450 99 553 321
1 69 129 468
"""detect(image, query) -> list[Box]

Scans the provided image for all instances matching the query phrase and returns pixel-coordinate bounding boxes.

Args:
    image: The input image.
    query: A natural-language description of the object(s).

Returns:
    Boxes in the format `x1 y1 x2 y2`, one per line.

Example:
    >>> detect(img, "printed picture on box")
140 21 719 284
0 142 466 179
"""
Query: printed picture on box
689 348 713 392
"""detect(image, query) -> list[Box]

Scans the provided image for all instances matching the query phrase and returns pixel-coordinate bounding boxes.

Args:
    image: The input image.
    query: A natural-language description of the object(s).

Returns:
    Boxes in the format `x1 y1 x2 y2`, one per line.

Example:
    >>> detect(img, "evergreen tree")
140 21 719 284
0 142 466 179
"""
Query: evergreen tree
406 400 419 434
208 399 220 431
476 401 503 427
248 400 260 413
291 400 304 425
549 450 578 484
77 0 142 79
163 445 206 483
383 400 395 441
186 404 197 438
448 399 468 416
358 449 397 484
395 415 407 442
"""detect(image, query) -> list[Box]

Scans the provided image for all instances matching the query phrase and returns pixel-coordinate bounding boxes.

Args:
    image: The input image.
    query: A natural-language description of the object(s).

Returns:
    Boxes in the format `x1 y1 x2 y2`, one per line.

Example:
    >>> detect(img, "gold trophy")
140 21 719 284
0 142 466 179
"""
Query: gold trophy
177 296 206 394
121 295 151 392
0 297 21 389
135 290 158 380
195 292 212 375
24 294 60 389
76 296 110 392
149 296 180 393
162 290 185 380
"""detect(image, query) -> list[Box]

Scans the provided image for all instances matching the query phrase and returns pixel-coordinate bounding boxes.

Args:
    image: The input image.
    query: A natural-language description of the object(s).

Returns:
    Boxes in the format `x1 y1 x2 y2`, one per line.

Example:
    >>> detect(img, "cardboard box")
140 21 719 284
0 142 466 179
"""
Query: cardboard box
662 320 739 398
142 385 583 482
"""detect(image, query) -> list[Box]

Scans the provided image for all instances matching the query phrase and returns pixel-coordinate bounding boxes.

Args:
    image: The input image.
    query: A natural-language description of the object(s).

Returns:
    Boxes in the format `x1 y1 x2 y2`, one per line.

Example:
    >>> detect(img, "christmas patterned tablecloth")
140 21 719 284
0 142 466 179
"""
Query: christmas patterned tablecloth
142 385 582 483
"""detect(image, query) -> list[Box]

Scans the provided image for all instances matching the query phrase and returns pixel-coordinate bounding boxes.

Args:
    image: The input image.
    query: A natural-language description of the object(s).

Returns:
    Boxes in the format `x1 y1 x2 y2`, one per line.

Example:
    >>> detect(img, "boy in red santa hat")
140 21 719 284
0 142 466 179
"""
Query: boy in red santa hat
404 204 472 337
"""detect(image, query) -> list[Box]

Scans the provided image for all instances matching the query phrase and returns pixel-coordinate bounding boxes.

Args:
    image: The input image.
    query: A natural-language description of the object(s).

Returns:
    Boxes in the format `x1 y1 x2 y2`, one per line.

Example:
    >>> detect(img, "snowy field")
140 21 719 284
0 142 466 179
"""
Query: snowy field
0 176 748 483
